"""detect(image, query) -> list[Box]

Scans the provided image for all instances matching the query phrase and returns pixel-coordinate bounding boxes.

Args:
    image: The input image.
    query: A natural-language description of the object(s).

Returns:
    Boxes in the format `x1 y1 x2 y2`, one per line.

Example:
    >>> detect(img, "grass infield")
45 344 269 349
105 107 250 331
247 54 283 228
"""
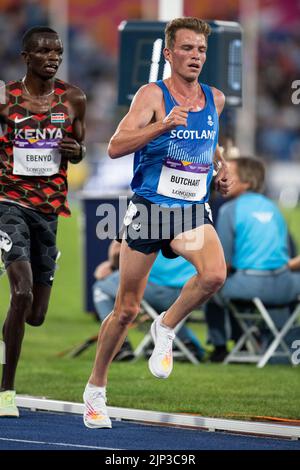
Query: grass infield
0 203 299 420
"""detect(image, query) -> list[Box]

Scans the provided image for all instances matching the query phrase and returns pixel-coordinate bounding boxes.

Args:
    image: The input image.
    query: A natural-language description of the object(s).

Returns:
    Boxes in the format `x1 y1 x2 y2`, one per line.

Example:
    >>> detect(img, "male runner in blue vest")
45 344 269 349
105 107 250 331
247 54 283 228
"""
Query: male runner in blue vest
83 17 231 428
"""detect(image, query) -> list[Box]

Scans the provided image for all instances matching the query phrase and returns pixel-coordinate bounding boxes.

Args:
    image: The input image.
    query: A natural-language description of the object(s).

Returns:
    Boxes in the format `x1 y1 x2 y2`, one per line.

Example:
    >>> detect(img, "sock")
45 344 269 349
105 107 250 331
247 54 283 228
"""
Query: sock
159 312 174 331
86 383 106 396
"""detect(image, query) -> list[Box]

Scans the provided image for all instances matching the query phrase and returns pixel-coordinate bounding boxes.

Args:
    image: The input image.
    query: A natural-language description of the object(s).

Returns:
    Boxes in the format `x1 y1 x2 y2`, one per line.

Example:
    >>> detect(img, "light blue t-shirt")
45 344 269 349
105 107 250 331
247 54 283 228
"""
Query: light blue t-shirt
149 251 196 287
217 192 289 270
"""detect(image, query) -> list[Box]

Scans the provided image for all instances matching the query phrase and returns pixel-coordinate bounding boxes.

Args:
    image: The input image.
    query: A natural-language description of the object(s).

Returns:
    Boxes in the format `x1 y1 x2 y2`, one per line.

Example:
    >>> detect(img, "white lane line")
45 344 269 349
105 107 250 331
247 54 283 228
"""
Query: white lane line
0 437 121 450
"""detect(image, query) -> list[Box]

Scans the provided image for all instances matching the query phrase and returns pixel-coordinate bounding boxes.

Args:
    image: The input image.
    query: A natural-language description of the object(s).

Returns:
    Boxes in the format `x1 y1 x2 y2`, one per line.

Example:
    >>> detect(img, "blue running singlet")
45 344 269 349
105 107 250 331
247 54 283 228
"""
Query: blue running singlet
131 80 219 207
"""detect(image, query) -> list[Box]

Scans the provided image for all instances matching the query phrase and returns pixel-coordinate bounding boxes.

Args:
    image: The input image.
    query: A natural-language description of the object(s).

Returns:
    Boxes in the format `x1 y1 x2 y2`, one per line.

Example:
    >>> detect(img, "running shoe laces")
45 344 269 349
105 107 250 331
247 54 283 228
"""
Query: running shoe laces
83 386 112 429
148 313 175 379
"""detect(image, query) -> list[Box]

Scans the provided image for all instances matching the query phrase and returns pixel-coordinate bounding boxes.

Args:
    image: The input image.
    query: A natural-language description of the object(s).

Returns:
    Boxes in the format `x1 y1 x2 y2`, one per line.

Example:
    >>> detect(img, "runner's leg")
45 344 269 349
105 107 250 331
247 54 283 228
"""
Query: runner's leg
26 284 52 327
89 241 157 387
1 261 33 390
163 224 226 328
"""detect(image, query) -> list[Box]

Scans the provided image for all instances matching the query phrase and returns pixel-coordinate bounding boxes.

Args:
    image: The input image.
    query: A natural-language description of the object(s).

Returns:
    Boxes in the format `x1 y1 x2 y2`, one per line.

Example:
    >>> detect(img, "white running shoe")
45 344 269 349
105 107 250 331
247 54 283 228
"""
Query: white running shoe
148 312 175 379
0 390 19 417
83 384 112 429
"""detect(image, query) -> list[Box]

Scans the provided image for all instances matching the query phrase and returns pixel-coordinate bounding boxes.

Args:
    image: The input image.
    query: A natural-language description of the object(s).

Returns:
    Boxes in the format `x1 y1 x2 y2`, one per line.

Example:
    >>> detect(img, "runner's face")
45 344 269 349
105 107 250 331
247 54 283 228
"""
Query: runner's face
24 34 63 79
165 29 207 82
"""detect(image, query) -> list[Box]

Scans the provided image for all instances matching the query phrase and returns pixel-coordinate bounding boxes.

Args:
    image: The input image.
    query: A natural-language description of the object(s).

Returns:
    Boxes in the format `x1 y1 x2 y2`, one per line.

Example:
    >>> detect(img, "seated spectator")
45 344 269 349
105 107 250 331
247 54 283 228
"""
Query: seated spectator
93 241 205 361
205 156 300 361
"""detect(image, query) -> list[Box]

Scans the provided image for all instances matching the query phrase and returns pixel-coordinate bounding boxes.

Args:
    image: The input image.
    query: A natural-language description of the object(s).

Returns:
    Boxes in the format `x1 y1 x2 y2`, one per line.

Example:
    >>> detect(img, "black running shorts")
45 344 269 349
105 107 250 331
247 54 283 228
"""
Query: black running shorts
119 194 213 258
0 201 58 286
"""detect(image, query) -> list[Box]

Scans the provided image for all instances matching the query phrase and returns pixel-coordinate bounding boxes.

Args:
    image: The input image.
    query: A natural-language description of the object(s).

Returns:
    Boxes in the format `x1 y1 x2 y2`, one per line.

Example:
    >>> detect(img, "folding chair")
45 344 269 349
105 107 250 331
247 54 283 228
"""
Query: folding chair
133 299 200 365
224 296 300 367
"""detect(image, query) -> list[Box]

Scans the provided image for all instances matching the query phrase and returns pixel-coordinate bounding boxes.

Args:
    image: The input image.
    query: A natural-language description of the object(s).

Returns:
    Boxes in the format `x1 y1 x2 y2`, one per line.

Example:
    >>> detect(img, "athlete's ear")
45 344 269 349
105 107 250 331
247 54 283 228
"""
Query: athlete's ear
163 47 172 65
21 51 29 65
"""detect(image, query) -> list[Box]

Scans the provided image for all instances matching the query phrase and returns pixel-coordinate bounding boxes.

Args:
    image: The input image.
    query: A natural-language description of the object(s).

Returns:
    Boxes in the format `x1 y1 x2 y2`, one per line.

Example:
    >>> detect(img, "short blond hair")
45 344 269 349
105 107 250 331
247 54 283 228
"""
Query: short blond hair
165 17 211 49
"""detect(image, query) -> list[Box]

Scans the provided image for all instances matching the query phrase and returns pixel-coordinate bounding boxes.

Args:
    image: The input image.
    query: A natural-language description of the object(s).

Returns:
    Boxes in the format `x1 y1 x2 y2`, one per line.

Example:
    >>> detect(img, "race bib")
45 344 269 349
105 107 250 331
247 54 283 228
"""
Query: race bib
13 139 61 177
157 158 210 202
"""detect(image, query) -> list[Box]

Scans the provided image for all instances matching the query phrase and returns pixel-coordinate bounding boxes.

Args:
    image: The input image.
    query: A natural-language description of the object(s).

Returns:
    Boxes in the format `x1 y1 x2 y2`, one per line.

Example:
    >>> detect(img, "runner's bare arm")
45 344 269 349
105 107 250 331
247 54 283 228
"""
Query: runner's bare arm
211 87 233 195
59 86 87 163
211 87 225 117
214 145 233 195
108 84 190 159
208 87 226 167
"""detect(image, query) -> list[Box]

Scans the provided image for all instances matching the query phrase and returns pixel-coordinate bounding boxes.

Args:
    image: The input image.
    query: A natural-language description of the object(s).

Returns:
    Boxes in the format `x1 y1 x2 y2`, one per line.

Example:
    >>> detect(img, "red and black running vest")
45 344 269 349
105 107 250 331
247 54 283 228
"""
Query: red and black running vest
0 79 74 216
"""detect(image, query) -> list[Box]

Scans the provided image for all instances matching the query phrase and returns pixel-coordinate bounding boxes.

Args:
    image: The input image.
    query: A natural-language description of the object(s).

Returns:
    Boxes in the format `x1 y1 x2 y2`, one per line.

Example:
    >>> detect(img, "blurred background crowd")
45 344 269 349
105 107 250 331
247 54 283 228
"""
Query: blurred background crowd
0 0 299 200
